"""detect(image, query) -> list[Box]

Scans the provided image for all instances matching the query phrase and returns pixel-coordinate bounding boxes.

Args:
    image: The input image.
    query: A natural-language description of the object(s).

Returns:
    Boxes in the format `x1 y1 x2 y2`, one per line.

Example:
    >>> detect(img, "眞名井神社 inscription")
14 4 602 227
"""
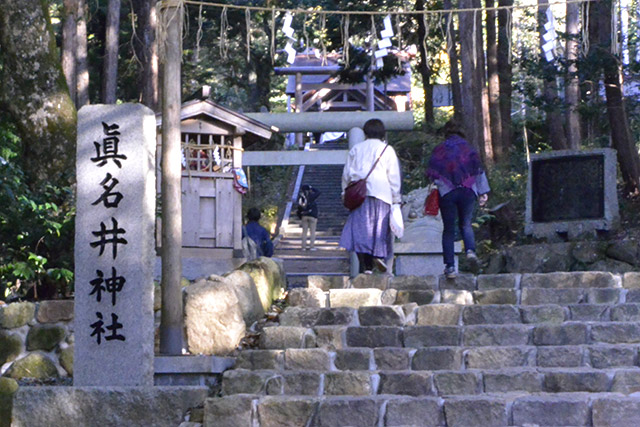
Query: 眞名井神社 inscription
75 104 156 386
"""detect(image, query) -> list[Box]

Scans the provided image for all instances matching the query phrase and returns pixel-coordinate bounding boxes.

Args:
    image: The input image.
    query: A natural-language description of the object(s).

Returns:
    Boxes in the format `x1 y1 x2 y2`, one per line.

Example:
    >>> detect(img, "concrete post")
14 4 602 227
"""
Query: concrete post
295 72 303 147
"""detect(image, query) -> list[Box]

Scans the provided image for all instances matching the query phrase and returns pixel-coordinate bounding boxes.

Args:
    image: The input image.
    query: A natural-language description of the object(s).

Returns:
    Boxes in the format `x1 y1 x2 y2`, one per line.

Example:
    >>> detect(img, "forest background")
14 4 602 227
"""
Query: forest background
1 0 640 301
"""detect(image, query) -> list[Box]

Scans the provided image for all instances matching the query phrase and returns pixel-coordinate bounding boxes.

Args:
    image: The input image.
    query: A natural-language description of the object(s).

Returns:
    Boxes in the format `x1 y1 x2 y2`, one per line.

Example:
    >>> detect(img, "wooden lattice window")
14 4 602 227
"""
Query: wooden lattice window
182 133 235 173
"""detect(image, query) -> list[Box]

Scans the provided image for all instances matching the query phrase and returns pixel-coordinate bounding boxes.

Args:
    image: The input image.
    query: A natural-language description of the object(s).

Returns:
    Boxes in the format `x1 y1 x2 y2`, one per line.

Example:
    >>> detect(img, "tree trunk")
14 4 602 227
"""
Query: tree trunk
458 0 488 159
415 0 434 125
497 0 513 156
0 0 77 189
476 0 493 163
592 0 640 195
564 0 581 149
486 0 504 162
62 0 77 104
538 0 567 150
76 0 89 106
443 0 462 120
133 0 159 111
102 0 121 104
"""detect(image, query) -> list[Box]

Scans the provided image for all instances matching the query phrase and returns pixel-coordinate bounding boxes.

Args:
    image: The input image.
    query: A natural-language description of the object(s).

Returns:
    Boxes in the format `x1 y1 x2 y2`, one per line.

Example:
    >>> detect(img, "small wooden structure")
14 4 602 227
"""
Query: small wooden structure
156 94 276 256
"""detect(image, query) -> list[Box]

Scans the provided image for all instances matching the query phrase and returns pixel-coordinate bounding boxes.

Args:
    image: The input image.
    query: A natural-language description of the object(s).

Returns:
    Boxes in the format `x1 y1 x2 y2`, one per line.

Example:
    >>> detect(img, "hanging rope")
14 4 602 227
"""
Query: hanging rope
303 13 310 54
245 9 251 62
219 6 228 59
581 1 590 56
195 4 203 61
270 8 276 64
472 9 478 69
396 13 404 68
611 0 619 55
174 0 597 16
342 15 350 64
319 13 327 65
506 8 513 64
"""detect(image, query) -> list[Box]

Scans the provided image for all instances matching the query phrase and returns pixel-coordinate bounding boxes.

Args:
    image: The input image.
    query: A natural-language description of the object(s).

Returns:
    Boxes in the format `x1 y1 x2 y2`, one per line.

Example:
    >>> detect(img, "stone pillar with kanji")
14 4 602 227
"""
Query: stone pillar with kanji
74 104 156 386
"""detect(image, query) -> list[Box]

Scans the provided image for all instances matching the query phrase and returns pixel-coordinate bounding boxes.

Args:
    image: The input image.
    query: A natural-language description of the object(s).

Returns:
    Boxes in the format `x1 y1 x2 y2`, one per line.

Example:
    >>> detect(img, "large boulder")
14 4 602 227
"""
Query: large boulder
222 270 264 325
5 353 59 380
184 276 246 356
237 257 285 312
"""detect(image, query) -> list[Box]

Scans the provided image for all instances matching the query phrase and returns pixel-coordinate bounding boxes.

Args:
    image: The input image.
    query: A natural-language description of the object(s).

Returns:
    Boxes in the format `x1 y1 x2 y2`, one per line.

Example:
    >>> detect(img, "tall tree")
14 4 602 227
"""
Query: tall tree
538 0 567 150
102 0 121 103
415 0 434 125
443 0 463 121
497 0 513 156
62 0 78 104
564 0 581 149
76 0 89 107
590 0 640 195
0 0 76 189
486 0 504 161
133 0 159 111
459 0 491 160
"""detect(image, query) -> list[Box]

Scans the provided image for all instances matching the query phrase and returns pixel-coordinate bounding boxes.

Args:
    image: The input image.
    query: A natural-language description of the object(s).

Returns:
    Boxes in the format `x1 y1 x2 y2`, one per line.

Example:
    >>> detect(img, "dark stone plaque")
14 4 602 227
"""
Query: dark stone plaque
531 154 604 223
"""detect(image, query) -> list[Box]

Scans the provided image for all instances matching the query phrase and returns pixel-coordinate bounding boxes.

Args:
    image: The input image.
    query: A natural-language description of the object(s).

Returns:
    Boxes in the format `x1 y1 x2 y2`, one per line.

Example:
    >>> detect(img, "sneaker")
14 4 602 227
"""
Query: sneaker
364 270 373 275
444 265 456 279
466 250 479 272
374 258 387 273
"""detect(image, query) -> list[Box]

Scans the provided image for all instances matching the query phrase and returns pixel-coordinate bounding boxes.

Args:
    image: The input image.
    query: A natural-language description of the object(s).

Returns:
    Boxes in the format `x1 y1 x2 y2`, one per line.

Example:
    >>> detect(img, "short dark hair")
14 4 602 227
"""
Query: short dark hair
363 119 386 140
301 184 310 192
247 207 261 221
443 119 466 138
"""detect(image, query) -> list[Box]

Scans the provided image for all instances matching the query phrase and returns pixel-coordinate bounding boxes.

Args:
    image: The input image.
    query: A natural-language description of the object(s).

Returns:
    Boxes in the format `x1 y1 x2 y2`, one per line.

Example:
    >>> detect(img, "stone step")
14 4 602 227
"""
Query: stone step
204 392 640 426
236 344 640 372
219 367 640 397
256 322 640 350
278 303 640 327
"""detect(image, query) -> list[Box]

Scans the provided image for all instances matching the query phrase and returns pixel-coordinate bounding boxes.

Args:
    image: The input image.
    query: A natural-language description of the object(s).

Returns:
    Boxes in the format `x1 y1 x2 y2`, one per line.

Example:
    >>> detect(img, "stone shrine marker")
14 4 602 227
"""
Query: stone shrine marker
75 104 156 386
525 148 619 238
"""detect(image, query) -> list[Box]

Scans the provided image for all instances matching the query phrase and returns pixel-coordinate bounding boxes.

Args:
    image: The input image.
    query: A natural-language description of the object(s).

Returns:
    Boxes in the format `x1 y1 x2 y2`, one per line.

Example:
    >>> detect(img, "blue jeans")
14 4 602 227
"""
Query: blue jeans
440 187 476 267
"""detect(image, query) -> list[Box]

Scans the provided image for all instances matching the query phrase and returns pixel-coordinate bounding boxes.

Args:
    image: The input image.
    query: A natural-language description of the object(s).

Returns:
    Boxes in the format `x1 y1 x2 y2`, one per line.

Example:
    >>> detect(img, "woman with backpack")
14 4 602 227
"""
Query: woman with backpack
296 184 321 250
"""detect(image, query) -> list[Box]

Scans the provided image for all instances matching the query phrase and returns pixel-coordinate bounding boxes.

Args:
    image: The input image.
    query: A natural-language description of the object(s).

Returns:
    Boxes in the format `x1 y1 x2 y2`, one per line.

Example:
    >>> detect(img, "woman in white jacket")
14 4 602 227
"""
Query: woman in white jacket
339 119 402 273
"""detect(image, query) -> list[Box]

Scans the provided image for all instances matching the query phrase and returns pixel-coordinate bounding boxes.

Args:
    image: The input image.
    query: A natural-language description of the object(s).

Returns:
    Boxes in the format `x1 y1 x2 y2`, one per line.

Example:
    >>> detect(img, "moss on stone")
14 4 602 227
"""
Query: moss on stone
0 302 36 329
5 353 59 380
0 332 23 365
0 377 19 427
59 345 73 376
26 324 66 351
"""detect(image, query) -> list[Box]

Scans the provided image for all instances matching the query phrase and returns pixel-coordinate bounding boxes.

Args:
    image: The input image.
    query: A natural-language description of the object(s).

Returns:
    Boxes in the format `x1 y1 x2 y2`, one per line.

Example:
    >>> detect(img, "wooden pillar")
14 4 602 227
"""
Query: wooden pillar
159 0 183 355
295 72 303 147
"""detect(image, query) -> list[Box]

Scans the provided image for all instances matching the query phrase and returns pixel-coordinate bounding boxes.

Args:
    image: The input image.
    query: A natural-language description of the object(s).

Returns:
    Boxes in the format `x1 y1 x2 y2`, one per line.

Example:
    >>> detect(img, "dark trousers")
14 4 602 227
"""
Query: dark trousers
357 253 374 273
440 187 476 267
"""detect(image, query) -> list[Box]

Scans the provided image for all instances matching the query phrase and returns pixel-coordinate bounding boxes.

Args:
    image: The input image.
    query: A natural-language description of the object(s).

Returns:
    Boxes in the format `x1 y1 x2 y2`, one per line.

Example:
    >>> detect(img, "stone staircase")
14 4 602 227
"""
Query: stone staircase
274 145 351 287
204 271 640 426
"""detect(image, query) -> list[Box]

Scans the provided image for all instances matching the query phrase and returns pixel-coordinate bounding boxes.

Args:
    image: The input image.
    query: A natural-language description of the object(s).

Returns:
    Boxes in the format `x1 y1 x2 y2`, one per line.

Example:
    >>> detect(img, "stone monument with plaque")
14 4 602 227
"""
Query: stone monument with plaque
75 104 157 386
525 148 619 238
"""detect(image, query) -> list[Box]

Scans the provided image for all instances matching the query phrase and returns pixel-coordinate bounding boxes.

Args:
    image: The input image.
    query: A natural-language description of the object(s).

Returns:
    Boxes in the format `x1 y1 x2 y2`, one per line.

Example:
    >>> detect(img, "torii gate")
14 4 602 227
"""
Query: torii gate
157 2 413 354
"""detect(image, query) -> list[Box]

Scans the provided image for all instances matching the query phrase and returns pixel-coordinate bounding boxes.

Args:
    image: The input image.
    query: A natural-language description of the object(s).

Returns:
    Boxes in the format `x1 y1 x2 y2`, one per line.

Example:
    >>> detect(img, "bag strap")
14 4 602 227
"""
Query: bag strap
363 144 389 181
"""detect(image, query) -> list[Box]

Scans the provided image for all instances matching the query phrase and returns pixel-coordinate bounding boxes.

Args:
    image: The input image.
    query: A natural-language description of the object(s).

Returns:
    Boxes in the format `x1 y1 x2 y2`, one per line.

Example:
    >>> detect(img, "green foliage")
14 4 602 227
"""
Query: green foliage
0 120 74 301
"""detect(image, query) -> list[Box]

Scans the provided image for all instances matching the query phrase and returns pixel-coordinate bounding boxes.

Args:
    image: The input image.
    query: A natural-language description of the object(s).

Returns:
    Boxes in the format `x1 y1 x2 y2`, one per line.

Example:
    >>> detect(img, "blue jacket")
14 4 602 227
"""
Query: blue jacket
244 221 274 257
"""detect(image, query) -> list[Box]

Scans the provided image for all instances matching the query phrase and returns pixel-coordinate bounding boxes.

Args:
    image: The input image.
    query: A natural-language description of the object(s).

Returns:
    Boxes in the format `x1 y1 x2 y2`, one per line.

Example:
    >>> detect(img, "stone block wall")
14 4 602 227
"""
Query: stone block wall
0 300 74 382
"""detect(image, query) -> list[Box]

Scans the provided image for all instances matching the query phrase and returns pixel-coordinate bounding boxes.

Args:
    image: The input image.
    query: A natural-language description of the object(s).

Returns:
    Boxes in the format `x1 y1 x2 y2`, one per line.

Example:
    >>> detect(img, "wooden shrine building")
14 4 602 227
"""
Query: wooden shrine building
155 92 276 257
